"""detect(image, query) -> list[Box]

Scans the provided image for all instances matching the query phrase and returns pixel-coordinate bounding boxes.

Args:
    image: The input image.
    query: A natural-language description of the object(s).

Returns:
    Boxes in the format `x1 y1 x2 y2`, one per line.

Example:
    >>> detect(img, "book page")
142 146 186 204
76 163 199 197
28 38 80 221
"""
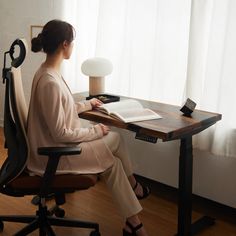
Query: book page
111 108 162 123
98 99 143 114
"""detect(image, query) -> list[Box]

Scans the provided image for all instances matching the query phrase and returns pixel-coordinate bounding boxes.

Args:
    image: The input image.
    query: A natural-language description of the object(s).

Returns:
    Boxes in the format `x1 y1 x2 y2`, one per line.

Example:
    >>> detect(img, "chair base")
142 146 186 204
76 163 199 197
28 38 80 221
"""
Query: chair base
0 205 100 236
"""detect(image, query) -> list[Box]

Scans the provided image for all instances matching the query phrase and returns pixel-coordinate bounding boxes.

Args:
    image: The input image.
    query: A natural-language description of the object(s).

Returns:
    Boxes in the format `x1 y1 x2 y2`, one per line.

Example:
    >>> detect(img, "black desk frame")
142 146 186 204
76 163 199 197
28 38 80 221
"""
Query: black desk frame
178 136 214 235
128 126 215 236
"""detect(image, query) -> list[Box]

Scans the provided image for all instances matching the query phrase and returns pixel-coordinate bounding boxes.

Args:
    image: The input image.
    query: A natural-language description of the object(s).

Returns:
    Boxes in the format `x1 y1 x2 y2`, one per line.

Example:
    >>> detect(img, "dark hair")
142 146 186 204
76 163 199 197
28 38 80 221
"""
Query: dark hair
31 19 75 54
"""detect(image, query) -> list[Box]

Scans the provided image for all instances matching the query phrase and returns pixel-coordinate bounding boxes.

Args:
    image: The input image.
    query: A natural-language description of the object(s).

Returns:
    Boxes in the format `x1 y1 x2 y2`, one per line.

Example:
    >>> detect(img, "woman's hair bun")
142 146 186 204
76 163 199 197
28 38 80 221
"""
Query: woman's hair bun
31 33 43 52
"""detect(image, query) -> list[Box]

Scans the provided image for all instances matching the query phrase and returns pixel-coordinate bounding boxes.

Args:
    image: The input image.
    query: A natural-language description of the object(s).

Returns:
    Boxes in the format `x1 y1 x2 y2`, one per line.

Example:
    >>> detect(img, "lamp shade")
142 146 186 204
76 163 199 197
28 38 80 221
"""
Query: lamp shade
81 57 113 77
81 57 113 96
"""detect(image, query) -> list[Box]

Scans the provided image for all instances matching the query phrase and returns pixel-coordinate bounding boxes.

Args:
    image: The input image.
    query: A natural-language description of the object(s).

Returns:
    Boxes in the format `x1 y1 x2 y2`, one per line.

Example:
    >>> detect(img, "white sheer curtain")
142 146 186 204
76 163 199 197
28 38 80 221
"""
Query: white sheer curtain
94 0 191 105
186 0 236 157
62 0 236 158
61 0 100 92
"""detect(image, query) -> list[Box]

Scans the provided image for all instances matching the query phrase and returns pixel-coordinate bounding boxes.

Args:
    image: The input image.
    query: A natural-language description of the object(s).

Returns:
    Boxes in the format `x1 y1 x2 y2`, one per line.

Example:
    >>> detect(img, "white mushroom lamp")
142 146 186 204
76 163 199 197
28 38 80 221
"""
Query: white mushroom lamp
81 57 113 96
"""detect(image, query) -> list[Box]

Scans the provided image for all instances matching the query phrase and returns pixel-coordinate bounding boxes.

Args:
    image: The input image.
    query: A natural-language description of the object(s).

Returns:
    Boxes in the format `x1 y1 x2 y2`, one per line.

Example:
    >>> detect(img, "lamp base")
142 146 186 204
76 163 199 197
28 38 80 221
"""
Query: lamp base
89 76 105 96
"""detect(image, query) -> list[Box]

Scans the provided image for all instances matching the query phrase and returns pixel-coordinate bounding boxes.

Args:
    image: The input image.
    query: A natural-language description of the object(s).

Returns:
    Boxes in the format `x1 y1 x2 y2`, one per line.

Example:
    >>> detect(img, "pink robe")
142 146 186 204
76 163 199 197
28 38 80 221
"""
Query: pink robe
27 65 114 175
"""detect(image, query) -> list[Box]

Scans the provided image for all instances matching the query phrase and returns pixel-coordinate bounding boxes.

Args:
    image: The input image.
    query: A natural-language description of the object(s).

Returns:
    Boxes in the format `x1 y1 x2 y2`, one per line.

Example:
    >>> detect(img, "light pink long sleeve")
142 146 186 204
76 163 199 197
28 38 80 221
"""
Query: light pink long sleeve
39 79 103 143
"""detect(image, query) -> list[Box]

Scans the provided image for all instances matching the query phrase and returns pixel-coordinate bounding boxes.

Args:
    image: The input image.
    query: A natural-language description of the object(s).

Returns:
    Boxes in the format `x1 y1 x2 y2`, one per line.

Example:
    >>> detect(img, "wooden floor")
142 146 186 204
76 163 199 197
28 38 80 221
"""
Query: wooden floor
0 128 236 236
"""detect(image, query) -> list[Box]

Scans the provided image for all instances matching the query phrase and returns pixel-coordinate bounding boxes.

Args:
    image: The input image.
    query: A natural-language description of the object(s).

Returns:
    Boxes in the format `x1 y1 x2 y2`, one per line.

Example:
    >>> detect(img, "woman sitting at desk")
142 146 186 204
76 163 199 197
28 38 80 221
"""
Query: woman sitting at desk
27 19 150 236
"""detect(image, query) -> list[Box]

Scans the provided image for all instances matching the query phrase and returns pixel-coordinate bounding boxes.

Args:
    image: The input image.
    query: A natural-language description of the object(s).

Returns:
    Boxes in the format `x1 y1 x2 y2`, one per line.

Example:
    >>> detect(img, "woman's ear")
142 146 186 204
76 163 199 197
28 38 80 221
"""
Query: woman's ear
62 40 74 59
62 40 69 49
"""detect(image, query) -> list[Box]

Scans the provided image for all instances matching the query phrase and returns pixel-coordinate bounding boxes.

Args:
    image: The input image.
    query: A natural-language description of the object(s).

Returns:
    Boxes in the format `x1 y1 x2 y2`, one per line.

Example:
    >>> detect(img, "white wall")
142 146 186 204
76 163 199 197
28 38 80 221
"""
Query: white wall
0 0 236 209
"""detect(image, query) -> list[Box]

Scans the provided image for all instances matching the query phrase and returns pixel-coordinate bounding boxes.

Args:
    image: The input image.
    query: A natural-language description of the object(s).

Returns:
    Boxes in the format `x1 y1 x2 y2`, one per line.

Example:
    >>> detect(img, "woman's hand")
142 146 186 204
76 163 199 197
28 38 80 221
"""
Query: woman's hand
89 98 103 109
99 123 110 136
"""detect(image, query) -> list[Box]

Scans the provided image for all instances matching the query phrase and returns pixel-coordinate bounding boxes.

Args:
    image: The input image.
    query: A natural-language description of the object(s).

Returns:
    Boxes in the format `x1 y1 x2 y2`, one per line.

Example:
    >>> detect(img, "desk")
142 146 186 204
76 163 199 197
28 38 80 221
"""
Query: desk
78 94 222 236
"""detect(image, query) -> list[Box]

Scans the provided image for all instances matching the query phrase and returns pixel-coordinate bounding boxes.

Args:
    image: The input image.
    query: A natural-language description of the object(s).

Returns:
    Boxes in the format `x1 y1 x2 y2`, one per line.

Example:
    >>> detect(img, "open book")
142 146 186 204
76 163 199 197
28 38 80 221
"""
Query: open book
97 99 162 123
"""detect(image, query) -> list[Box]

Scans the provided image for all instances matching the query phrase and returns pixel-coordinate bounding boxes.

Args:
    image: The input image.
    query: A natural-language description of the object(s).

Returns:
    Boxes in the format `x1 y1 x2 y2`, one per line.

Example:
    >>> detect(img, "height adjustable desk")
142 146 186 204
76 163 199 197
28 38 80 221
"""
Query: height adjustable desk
78 94 222 236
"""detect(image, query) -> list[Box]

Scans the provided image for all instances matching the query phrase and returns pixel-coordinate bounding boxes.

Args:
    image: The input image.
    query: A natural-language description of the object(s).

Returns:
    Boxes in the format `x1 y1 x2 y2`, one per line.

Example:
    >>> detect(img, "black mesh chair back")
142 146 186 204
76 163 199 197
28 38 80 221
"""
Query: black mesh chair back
0 39 29 187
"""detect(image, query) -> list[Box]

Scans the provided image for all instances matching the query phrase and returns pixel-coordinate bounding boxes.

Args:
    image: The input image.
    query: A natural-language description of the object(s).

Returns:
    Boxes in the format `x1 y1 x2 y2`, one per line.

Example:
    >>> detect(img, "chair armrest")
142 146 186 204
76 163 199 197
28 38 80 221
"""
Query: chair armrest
38 146 82 156
37 146 82 198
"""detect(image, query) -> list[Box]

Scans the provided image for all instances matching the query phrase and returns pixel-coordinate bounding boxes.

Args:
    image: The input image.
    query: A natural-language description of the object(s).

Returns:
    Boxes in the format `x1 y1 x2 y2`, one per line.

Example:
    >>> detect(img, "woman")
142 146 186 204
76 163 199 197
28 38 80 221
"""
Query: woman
27 19 150 236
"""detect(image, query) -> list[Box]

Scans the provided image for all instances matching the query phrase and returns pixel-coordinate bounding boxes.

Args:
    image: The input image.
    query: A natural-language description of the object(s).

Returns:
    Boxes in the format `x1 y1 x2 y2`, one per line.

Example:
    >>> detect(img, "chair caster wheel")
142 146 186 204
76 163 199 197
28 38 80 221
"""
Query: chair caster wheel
0 221 4 231
90 230 101 236
31 195 40 205
54 208 65 218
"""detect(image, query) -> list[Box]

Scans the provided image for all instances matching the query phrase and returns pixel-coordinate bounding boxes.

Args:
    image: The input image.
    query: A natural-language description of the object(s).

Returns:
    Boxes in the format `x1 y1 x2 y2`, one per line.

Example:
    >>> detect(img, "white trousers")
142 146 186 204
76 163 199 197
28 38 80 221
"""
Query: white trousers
100 132 142 218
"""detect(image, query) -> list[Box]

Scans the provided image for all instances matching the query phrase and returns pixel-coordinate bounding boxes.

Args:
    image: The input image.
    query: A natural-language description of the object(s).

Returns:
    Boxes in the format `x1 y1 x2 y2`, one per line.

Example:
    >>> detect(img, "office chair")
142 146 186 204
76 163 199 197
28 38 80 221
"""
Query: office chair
0 38 100 236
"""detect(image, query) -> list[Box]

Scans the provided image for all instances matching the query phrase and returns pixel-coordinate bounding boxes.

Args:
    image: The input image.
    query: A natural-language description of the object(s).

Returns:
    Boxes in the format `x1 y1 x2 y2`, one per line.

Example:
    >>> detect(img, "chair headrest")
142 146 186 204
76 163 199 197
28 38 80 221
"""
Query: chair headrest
2 38 28 83
9 38 28 68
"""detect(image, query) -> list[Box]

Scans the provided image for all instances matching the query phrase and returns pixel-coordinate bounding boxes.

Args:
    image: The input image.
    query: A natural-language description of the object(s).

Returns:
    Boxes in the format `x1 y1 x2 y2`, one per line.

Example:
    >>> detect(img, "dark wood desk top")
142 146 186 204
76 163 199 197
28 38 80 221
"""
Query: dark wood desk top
78 95 222 142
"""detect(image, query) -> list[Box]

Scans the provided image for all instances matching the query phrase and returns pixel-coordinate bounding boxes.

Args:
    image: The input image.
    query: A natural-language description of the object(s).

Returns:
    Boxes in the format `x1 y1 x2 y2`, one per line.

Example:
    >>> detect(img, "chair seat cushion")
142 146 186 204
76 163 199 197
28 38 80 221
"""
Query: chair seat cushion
5 172 98 196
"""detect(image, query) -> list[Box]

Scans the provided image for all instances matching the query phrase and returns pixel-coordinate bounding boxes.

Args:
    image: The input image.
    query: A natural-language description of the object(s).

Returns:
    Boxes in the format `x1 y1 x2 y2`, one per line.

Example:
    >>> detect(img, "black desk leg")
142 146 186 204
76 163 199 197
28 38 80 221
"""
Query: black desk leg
177 136 215 236
177 136 193 236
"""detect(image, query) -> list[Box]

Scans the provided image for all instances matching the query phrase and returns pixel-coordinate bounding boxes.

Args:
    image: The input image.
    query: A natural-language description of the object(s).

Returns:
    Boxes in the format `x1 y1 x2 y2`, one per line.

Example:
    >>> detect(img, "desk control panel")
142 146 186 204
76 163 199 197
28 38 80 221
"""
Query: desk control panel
135 133 158 143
